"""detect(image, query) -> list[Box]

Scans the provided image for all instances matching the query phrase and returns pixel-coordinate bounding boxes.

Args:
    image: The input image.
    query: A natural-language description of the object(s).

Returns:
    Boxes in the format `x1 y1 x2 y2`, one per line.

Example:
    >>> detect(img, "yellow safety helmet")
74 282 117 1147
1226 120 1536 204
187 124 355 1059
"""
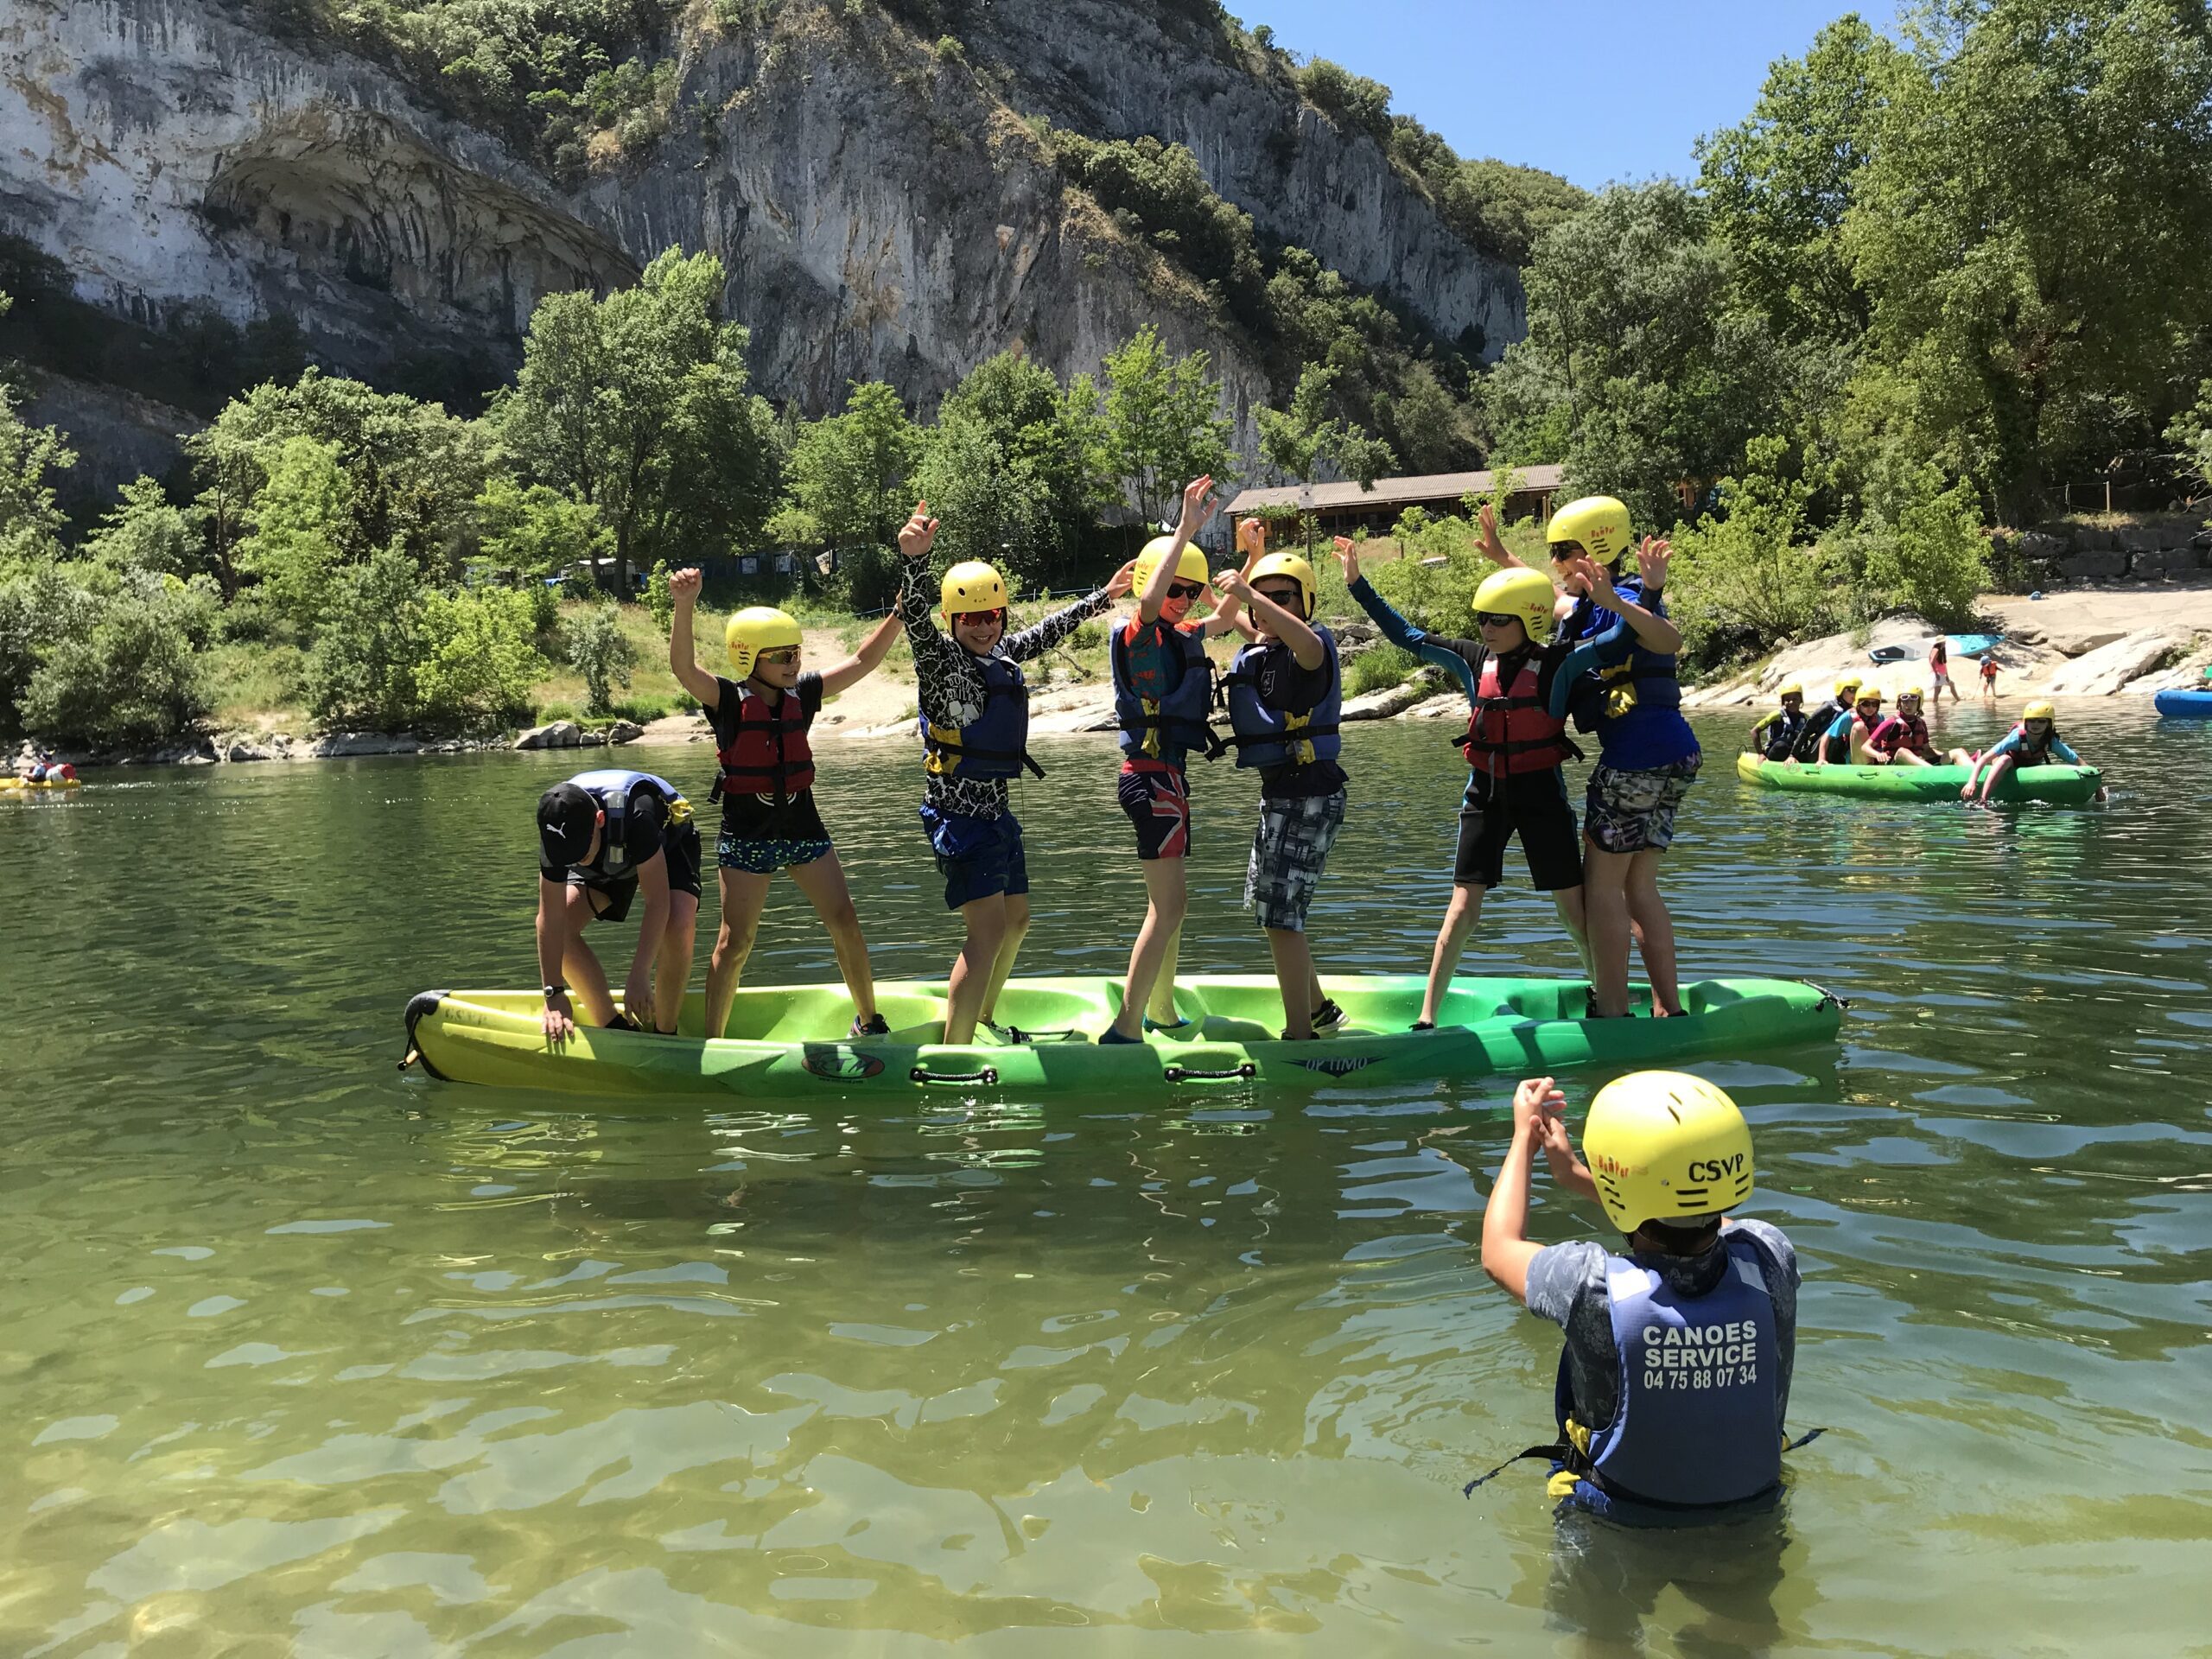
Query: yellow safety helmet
1776 682 1803 699
726 606 803 679
1833 673 1862 698
1856 683 1886 704
940 561 1008 615
1897 684 1924 701
1546 494 1634 564
2022 698 2056 721
1133 536 1211 594
1249 550 1319 619
1471 567 1558 645
1582 1071 1755 1233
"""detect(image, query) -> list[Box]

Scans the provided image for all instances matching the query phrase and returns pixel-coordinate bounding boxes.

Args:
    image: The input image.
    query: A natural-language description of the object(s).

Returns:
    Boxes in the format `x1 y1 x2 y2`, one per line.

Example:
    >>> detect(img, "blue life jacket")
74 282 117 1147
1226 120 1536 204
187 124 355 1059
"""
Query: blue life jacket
1554 1232 1782 1525
564 769 688 880
1224 629 1342 770
921 651 1039 779
1111 618 1217 767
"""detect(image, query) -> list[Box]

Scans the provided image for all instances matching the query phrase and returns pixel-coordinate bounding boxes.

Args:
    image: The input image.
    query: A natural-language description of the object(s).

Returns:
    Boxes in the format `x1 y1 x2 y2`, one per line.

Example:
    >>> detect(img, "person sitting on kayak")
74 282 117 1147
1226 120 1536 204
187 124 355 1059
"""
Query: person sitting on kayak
534 770 703 1040
1480 1070 1802 1527
1216 525 1346 1041
894 501 1130 1046
1818 683 1887 764
1747 684 1808 760
1929 639 1960 704
669 572 906 1041
1100 477 1254 1046
1790 676 1859 763
1862 687 1973 767
1959 700 2086 804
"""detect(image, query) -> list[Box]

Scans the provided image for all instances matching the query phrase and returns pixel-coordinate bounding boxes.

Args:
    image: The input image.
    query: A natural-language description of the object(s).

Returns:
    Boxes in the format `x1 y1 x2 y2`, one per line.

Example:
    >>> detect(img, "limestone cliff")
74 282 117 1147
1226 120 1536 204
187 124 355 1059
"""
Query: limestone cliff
1 0 1522 452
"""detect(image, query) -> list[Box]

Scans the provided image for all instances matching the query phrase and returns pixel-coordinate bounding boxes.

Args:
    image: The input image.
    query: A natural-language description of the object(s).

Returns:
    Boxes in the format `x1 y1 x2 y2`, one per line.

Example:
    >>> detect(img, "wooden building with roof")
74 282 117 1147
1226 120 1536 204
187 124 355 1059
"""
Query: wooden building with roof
1221 465 1564 542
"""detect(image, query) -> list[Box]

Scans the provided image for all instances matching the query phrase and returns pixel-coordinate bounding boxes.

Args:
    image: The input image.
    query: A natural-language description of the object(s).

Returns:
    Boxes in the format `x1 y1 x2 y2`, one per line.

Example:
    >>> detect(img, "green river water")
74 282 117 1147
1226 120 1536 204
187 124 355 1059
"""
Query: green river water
3 705 2208 1658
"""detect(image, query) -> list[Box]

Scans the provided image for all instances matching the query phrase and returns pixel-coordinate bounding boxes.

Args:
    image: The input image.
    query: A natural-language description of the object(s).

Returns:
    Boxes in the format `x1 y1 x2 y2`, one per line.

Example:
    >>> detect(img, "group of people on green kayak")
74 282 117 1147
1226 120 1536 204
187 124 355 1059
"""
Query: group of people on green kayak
1748 670 2090 804
528 484 1705 1045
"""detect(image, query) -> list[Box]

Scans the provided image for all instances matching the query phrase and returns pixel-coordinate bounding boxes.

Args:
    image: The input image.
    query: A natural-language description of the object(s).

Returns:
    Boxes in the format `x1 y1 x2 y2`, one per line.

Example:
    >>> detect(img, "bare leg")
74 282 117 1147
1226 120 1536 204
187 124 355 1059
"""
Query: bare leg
979 891 1031 1026
652 890 701 1033
1150 924 1184 1024
944 891 1008 1045
1625 853 1680 1014
1113 859 1189 1039
789 852 875 1021
706 868 771 1039
1550 884 1592 978
1421 883 1485 1027
1267 927 1318 1039
1583 842 1637 1018
557 884 617 1027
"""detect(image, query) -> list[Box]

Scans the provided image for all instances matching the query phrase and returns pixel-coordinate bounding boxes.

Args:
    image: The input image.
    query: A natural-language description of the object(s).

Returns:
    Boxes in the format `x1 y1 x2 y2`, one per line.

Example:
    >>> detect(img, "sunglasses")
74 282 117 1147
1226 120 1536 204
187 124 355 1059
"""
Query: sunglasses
1255 585 1303 607
953 608 1007 627
754 647 800 666
1474 611 1523 628
1166 581 1206 601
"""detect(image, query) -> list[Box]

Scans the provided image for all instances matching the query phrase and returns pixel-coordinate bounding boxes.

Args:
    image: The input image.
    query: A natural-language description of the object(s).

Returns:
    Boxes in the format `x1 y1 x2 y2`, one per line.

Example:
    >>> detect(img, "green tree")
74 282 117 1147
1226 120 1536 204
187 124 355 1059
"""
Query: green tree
82 476 200 578
1257 362 1396 491
21 570 217 749
563 602 636 715
1099 327 1235 533
495 247 779 590
0 375 74 569
785 380 924 550
236 435 350 634
931 351 1112 568
474 477 613 578
911 410 1058 584
305 545 427 732
1666 435 1839 663
413 587 545 734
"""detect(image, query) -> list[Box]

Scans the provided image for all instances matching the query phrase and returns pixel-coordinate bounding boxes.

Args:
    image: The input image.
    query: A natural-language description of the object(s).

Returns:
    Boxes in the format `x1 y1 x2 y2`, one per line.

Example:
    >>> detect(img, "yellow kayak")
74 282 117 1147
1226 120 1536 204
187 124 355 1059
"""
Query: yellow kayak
0 774 81 791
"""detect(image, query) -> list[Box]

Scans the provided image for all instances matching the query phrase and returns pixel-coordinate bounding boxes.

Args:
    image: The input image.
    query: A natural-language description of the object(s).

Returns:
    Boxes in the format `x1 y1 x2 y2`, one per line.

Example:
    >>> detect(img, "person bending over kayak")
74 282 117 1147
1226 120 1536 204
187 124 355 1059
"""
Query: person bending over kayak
533 769 702 1040
895 500 1131 1045
1817 683 1887 765
1101 477 1253 1046
669 571 906 1040
1863 687 1972 767
1217 523 1346 1042
1747 684 1808 761
1480 1070 1802 1527
1341 541 1596 1029
1959 699 2088 804
1790 675 1859 764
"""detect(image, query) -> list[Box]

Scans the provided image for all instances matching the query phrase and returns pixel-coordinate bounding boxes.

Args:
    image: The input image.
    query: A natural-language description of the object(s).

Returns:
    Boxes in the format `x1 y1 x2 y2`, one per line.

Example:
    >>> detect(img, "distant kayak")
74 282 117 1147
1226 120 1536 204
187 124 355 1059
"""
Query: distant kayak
1737 752 2102 804
0 775 80 792
401 974 1846 1103
2154 688 2212 718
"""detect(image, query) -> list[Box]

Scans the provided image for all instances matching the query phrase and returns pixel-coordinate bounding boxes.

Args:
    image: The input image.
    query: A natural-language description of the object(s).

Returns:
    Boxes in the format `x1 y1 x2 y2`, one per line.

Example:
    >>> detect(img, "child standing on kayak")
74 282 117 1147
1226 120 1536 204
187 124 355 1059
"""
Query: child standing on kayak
669 571 906 1040
1217 522 1346 1041
1960 699 2089 804
1101 477 1251 1045
894 501 1130 1045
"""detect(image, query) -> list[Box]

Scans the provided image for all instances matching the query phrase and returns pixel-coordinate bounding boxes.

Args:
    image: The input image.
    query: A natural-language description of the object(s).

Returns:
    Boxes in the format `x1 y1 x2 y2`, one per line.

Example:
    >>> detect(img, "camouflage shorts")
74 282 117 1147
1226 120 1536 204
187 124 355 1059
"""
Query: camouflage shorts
1243 789 1347 932
1584 753 1702 855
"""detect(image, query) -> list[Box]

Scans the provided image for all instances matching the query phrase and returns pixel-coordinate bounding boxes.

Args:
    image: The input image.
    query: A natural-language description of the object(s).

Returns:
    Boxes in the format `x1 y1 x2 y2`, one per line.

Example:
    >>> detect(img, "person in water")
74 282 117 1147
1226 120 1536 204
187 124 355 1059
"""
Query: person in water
1977 655 1999 701
1790 675 1859 763
533 770 703 1040
1959 699 2086 804
1339 542 1618 1030
668 571 906 1040
1863 686 1973 767
1819 683 1887 764
1216 522 1346 1041
1747 683 1808 760
1929 638 1960 704
1481 1070 1801 1526
1101 476 1252 1045
894 500 1131 1045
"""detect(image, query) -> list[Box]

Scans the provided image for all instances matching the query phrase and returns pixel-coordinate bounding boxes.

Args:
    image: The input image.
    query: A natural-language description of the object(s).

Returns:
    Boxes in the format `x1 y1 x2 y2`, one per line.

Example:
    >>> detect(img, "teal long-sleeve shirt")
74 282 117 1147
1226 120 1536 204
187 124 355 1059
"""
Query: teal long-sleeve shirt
1346 575 1624 719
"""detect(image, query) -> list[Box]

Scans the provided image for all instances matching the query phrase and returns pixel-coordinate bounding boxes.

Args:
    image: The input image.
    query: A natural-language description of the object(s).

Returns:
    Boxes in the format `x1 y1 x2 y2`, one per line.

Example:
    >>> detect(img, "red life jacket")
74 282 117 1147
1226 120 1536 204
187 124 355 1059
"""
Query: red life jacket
715 685 815 804
1457 650 1577 779
1869 713 1929 757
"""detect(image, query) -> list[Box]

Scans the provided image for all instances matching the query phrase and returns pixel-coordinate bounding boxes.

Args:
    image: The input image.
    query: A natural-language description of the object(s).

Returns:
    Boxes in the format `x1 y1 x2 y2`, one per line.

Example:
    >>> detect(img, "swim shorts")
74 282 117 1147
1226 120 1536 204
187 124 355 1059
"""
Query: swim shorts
716 829 834 874
921 805 1029 911
1117 766 1191 861
1243 787 1346 931
1584 753 1702 855
1455 772 1582 891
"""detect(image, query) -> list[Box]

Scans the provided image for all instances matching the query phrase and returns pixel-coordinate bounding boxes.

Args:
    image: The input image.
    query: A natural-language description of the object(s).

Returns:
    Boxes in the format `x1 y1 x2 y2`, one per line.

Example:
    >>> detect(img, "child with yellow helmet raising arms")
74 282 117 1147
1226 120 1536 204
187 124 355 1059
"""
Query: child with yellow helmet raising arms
667 570 906 1039
1480 1071 1802 1526
893 501 1133 1045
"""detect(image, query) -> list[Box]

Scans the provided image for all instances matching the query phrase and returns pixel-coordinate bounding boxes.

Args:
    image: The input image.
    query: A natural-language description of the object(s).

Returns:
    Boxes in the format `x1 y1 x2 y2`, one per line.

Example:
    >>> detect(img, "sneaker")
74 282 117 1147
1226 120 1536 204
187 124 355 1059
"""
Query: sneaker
1097 1027 1143 1046
1278 1026 1318 1041
1312 999 1345 1031
849 1014 890 1039
1143 1014 1193 1034
1408 1020 1436 1033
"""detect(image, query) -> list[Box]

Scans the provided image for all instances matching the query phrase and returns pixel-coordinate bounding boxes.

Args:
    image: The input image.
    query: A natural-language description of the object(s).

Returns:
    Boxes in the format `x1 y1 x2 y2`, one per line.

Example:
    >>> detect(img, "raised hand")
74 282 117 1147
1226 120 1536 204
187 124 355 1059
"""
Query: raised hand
1332 534 1361 585
1105 558 1138 600
897 501 938 561
1176 474 1219 537
1236 516 1268 568
1566 554 1615 607
1512 1074 1567 1145
1636 535 1672 590
1478 502 1509 563
1216 569 1253 602
670 567 702 604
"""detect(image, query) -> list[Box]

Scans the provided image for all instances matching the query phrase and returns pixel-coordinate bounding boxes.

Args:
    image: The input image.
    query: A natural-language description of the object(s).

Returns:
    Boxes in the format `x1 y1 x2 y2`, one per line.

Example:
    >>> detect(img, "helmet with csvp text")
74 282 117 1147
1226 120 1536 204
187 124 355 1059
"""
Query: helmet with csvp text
1471 567 1559 646
1581 1071 1755 1233
1545 495 1634 565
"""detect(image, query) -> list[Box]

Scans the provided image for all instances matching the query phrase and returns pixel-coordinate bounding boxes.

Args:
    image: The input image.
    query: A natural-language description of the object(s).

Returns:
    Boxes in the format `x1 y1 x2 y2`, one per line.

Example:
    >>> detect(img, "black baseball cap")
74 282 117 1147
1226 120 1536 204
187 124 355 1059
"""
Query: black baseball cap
537 783 599 867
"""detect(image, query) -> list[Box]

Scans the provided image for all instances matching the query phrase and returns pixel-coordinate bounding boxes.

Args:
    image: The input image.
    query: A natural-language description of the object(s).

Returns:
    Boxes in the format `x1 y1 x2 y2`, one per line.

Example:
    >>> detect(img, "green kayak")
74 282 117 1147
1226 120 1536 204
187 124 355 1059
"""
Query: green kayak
401 973 1844 1103
1737 752 2102 804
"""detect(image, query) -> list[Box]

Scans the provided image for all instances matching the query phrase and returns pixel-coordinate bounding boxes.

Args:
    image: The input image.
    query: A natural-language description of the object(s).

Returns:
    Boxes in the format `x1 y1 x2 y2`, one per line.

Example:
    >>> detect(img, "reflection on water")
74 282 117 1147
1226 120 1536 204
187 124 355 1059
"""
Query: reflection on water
2 706 2209 1656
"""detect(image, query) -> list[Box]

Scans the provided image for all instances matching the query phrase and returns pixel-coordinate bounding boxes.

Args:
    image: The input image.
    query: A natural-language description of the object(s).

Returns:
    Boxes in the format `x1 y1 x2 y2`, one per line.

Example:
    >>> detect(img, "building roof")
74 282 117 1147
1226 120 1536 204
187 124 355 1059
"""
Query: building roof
1225 465 1565 516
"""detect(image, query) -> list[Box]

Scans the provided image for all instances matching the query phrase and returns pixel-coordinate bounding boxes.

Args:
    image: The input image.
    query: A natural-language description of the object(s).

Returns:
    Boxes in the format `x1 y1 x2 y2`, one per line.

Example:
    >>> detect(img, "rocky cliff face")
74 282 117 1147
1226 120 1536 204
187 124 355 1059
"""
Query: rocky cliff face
2 0 1521 451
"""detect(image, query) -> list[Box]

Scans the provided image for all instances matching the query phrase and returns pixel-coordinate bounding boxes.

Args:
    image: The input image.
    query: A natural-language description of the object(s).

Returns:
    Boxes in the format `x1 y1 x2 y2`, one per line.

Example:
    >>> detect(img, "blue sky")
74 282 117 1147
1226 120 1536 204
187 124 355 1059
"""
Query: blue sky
1238 1 1890 188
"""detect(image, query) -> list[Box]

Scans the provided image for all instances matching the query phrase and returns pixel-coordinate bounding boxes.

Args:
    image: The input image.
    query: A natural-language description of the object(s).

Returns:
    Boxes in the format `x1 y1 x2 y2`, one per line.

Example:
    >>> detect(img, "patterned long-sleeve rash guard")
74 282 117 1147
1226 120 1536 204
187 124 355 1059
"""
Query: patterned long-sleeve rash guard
895 558 1111 818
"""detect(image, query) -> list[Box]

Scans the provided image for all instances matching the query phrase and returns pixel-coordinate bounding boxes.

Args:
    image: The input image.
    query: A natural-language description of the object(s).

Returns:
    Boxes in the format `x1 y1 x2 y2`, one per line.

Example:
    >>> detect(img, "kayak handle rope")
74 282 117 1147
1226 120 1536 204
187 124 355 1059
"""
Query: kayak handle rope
1162 1062 1258 1083
398 991 452 1080
911 1065 1001 1086
1799 977 1852 1012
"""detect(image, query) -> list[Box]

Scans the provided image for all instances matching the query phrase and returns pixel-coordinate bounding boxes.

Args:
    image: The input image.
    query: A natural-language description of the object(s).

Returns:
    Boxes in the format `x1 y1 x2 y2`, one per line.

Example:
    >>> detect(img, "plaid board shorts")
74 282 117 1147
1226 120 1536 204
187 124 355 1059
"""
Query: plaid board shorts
1584 753 1702 855
1243 788 1347 932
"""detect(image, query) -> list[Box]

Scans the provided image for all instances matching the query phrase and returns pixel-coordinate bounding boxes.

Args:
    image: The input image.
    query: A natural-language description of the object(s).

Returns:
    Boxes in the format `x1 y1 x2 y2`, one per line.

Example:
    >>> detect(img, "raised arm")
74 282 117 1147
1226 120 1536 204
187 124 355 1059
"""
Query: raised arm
1138 475 1217 624
1005 580 1116 662
668 568 721 710
1217 569 1324 668
1481 1077 1568 1304
817 607 906 697
1339 542 1481 702
1568 548 1681 656
1477 501 1530 571
893 502 956 676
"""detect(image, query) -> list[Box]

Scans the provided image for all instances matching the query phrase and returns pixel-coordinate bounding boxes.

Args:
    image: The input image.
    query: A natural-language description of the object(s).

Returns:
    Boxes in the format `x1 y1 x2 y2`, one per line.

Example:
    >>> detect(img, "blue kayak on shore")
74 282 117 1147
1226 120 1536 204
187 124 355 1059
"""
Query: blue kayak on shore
2155 688 2212 718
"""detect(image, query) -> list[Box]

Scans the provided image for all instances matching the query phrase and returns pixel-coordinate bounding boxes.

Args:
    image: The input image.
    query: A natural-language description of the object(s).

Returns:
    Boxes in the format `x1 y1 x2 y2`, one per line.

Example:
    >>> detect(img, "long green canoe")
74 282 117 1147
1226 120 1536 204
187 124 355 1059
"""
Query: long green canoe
1737 752 2102 804
401 973 1844 1103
